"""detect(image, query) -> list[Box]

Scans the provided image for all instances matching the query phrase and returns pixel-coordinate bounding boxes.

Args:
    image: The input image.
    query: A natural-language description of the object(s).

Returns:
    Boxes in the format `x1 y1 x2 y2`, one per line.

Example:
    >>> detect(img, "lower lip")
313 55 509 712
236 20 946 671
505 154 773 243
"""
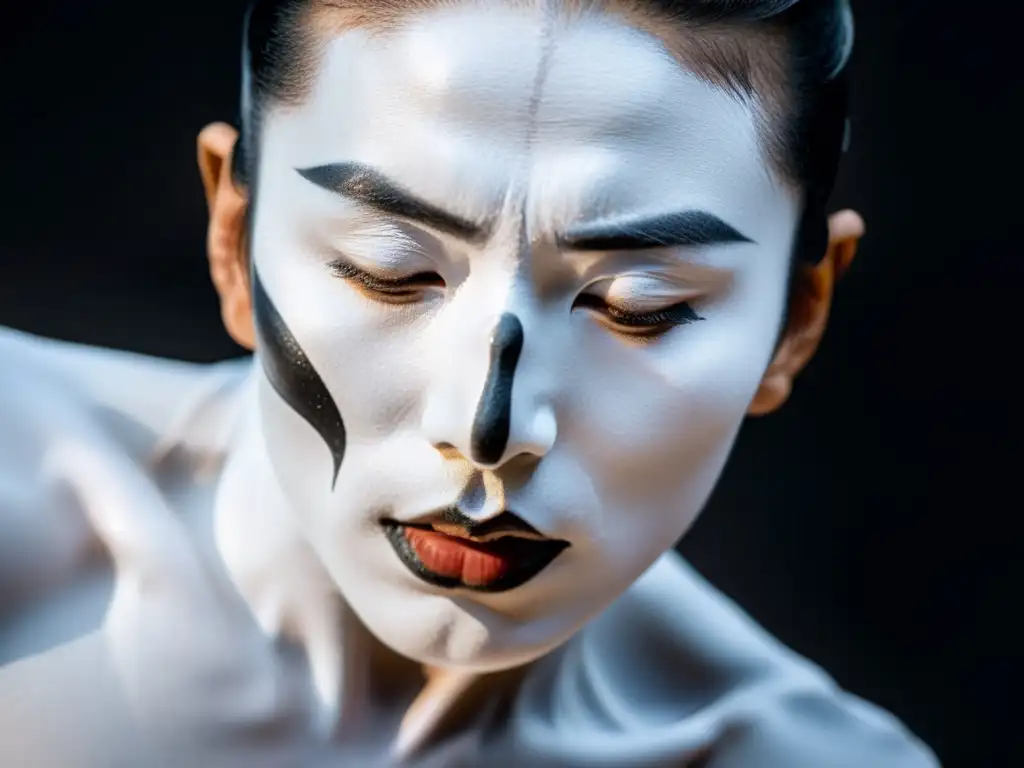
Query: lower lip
383 524 569 593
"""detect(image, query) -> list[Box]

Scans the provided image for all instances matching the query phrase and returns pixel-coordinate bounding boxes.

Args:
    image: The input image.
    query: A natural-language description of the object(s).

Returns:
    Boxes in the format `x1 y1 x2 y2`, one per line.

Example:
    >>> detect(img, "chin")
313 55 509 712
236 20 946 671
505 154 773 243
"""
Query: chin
395 633 566 674
339 570 576 673
422 634 567 674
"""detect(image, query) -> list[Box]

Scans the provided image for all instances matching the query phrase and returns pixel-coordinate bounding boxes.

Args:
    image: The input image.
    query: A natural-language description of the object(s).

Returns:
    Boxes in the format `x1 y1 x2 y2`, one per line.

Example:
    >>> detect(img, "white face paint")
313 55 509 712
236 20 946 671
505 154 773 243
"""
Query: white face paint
250 7 800 672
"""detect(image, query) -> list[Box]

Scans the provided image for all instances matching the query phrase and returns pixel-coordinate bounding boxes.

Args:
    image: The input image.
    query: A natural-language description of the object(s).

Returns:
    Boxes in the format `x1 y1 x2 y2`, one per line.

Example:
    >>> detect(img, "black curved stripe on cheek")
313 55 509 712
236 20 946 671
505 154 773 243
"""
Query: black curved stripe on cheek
252 270 347 488
470 313 525 465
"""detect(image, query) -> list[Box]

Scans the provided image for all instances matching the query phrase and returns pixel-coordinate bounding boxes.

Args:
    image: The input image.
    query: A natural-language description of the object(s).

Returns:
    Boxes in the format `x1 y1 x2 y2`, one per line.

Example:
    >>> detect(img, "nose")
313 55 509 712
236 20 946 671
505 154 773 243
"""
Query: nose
421 311 557 470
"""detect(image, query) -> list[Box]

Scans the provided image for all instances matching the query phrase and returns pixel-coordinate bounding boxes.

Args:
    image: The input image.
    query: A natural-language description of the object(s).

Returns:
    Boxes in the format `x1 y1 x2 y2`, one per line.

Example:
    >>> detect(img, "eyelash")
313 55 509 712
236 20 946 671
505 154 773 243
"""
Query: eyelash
328 258 704 338
573 294 705 338
328 259 443 303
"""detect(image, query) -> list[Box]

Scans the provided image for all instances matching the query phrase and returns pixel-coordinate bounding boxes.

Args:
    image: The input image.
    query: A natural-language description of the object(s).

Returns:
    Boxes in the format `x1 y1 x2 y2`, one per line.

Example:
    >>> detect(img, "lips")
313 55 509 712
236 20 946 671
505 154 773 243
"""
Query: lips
383 521 569 593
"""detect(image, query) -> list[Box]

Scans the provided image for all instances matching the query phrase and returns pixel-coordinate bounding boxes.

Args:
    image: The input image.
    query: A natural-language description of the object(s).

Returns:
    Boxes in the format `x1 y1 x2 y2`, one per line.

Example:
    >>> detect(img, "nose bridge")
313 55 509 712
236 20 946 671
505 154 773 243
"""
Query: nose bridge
422 297 556 468
471 312 525 465
422 183 558 466
471 306 558 468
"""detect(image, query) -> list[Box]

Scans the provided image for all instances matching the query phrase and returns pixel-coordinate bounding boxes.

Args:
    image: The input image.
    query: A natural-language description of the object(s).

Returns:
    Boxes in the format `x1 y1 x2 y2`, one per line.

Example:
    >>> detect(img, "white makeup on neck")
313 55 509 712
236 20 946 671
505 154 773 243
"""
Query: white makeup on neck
243 5 801 673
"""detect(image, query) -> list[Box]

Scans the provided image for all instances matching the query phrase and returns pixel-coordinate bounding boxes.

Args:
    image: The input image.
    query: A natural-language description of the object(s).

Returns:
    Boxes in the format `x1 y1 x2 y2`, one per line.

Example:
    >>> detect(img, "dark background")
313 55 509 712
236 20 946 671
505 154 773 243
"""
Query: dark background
0 1 1014 765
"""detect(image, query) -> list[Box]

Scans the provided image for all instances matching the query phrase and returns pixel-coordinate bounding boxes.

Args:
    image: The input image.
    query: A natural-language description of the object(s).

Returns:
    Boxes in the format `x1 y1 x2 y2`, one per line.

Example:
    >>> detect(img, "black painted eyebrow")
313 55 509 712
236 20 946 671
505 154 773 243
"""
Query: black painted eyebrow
559 210 753 251
297 162 487 242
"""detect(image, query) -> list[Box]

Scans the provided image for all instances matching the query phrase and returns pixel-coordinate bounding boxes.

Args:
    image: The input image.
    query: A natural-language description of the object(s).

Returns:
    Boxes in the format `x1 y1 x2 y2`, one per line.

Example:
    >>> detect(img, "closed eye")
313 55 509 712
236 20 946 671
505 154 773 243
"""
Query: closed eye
327 258 444 304
573 293 704 339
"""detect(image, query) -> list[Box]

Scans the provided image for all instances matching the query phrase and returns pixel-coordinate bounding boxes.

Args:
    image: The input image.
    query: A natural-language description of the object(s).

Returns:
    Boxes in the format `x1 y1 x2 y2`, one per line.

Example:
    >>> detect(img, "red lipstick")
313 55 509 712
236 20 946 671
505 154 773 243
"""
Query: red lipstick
383 514 569 593
403 527 518 586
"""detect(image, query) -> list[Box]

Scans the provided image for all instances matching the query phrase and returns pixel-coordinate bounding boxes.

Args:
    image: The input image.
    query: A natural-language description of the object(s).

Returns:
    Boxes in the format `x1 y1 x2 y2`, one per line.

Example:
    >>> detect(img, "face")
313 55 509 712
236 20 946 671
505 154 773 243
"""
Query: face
247 7 801 671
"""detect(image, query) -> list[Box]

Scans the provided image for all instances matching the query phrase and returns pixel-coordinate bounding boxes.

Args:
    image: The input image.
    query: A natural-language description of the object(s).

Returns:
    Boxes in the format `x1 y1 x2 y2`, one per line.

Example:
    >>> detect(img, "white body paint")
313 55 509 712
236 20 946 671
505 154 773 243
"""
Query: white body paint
0 7 938 766
254 8 795 670
0 327 938 764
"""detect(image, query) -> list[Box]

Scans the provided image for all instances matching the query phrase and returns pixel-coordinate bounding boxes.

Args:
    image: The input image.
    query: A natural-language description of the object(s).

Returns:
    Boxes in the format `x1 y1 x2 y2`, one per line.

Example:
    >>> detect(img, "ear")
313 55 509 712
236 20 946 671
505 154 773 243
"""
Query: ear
197 122 255 350
748 209 865 416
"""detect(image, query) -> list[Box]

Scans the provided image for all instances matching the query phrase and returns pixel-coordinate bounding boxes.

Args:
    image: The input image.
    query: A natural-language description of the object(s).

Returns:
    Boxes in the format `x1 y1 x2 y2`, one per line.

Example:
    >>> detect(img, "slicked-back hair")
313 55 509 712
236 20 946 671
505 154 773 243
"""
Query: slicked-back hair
231 0 854 264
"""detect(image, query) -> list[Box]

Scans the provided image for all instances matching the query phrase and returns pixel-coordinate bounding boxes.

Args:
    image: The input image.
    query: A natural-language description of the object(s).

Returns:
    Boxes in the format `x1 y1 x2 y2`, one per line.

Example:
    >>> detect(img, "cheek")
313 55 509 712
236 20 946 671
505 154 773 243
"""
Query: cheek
249 239 438 537
565 279 785 500
259 260 428 431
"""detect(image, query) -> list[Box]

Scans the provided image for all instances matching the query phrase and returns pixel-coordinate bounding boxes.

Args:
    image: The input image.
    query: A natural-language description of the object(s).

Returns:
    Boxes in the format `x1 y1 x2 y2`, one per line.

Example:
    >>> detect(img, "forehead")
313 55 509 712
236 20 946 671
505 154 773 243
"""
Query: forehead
260 6 792 228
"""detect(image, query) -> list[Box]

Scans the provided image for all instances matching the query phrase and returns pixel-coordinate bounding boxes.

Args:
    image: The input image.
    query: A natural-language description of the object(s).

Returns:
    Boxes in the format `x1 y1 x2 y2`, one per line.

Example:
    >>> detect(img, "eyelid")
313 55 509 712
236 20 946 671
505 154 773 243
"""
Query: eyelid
314 218 442 276
327 258 443 288
325 217 430 256
573 294 705 340
322 241 435 274
586 273 702 310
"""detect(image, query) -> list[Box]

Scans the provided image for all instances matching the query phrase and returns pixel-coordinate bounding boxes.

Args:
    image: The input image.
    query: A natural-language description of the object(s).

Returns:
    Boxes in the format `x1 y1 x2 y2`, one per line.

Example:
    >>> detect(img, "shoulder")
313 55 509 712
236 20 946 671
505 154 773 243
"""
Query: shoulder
692 681 942 767
0 325 252 460
507 553 940 767
0 327 251 632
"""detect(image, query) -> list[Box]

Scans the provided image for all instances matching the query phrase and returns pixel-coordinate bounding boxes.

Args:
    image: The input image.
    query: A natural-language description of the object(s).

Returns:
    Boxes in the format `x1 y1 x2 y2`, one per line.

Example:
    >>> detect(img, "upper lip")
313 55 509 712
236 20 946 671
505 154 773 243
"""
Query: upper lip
388 507 560 544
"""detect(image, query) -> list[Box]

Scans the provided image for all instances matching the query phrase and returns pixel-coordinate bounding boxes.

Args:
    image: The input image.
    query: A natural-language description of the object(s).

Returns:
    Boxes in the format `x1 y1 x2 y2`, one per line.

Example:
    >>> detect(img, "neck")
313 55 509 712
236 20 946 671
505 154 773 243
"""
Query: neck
210 372 480 757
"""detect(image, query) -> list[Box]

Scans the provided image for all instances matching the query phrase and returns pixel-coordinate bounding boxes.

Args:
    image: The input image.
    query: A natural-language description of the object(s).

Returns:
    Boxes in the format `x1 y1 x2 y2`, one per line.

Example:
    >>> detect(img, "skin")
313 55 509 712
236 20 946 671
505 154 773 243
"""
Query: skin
198 6 865 674
3 8 949 766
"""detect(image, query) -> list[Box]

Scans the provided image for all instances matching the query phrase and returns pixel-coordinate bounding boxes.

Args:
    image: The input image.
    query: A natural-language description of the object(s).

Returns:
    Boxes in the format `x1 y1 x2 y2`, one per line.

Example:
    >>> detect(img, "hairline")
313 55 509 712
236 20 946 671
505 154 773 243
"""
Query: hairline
240 0 803 192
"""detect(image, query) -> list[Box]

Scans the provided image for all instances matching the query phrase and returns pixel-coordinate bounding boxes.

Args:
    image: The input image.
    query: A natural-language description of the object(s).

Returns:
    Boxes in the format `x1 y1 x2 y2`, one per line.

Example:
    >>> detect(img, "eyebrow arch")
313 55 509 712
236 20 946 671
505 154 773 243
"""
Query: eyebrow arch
296 162 488 242
559 210 754 251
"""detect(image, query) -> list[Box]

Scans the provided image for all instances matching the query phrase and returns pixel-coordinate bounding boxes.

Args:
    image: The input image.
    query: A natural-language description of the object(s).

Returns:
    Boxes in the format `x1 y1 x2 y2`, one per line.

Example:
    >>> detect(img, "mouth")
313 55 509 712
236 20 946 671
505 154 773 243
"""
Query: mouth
382 516 570 594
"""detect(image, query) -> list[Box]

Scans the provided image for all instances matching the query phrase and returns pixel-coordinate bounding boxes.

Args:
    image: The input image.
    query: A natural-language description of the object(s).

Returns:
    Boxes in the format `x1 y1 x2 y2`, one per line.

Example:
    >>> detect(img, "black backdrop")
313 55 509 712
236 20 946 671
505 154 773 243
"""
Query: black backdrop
0 2 1014 765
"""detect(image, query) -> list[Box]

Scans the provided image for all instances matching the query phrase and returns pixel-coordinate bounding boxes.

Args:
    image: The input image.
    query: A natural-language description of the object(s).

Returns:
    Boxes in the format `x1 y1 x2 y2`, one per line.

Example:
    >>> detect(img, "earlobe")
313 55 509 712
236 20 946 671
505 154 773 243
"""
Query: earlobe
748 370 791 416
197 122 256 350
748 209 865 416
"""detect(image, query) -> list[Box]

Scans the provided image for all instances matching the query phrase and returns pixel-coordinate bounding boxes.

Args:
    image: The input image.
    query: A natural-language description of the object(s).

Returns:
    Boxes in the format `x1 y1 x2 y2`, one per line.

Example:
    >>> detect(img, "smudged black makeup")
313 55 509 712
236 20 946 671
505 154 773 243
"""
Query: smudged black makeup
252 269 347 488
407 506 544 539
471 313 524 465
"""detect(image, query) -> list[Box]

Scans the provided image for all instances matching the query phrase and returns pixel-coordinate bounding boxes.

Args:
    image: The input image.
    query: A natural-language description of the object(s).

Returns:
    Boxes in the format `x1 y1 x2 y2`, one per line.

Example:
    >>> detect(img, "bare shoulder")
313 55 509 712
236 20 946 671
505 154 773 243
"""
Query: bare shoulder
0 326 249 449
0 327 249 655
573 553 942 766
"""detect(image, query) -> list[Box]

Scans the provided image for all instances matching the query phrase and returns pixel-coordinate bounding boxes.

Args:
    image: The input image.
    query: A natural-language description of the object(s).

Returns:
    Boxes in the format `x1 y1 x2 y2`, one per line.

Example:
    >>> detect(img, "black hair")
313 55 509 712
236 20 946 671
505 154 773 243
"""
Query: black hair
231 0 310 199
232 0 854 264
